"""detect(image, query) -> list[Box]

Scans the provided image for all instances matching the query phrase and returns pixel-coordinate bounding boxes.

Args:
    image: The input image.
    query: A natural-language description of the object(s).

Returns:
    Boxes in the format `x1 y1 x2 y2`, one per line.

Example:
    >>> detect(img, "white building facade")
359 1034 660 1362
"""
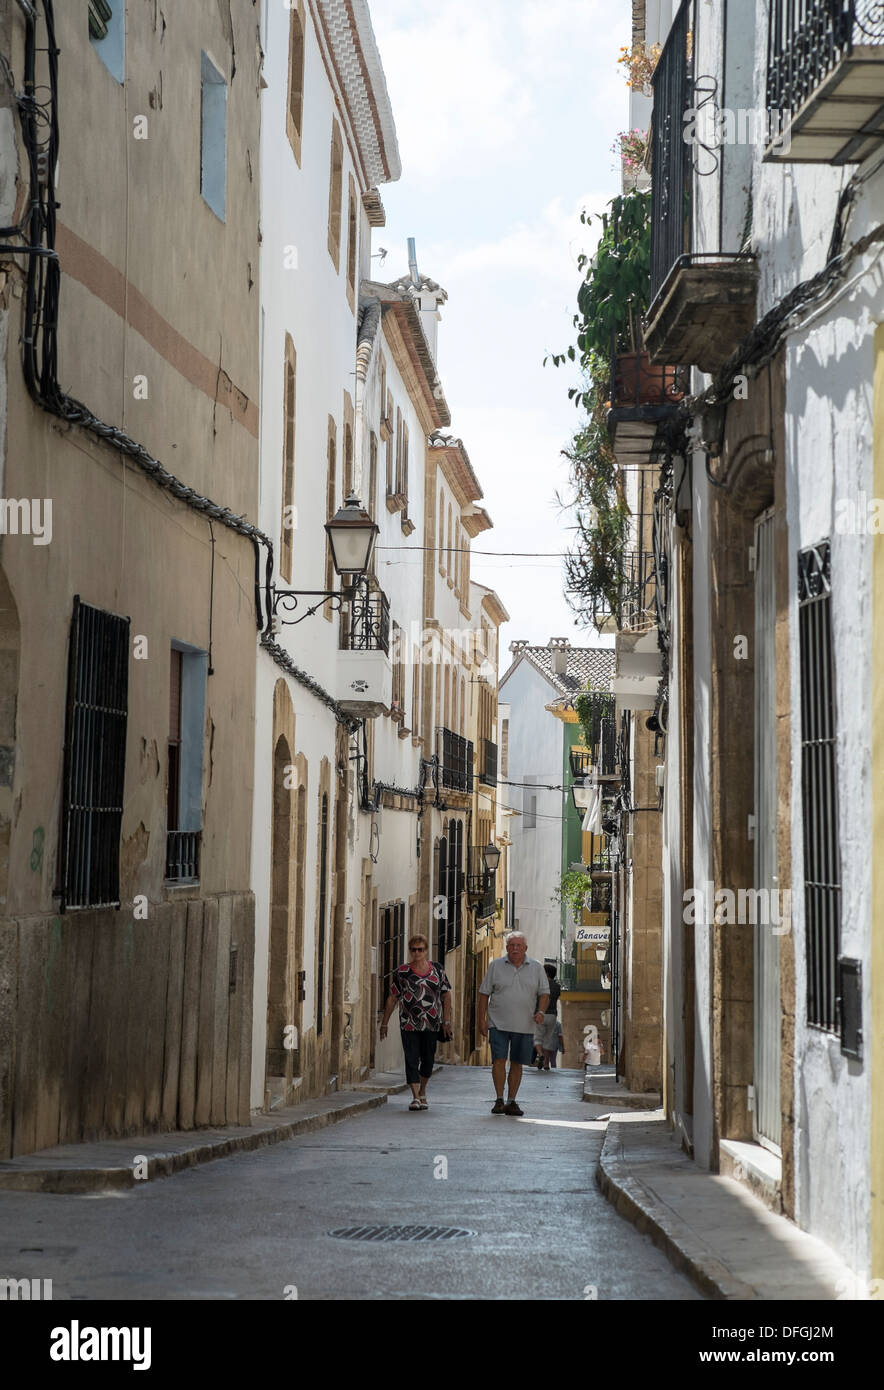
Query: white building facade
251 0 400 1108
641 0 881 1282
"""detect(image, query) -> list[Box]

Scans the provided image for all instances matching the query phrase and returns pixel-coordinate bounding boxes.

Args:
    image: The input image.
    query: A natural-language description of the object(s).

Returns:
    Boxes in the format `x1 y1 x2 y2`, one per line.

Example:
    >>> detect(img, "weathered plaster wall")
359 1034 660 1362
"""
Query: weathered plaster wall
748 0 877 1275
0 0 260 1156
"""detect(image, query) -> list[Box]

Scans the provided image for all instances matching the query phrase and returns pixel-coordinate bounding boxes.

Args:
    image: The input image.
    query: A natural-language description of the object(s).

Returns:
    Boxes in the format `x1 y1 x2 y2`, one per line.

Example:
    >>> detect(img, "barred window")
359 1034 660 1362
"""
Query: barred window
60 598 130 910
436 819 464 957
380 901 405 1004
798 541 841 1031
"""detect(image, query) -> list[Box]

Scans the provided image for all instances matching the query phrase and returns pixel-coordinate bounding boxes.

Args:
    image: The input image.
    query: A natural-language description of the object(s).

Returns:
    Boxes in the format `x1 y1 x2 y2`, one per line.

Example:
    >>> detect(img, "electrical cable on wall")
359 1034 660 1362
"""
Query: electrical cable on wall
13 0 277 633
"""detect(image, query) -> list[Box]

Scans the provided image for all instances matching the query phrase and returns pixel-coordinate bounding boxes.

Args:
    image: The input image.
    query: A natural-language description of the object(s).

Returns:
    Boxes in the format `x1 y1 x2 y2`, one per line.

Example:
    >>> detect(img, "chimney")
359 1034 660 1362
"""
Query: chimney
548 637 571 677
509 640 529 655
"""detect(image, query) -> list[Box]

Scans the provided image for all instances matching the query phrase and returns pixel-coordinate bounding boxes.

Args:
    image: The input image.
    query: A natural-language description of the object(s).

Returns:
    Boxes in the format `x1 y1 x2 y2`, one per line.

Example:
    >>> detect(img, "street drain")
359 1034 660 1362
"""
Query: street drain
328 1224 475 1243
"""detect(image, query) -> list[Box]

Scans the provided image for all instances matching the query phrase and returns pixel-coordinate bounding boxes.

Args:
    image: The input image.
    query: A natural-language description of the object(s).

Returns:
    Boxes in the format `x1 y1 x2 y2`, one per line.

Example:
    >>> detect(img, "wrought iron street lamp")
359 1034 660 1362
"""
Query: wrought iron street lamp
571 776 593 812
270 494 379 626
482 842 501 873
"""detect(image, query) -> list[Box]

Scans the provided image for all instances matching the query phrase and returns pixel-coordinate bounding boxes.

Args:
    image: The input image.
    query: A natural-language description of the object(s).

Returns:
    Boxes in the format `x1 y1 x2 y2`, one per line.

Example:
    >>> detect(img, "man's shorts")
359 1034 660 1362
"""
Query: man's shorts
489 1028 535 1064
533 1014 559 1052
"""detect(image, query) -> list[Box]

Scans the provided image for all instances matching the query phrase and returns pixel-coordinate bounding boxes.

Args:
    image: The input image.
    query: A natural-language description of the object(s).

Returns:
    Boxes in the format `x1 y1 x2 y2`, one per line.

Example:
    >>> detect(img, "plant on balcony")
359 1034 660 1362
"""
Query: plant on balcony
546 190 651 405
617 41 661 94
559 398 630 625
573 685 610 752
552 869 592 922
612 128 648 175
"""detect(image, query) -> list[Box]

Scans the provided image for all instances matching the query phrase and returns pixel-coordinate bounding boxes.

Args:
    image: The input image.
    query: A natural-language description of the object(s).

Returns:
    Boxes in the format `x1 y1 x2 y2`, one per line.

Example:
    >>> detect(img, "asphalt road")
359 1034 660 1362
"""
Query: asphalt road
0 1066 703 1300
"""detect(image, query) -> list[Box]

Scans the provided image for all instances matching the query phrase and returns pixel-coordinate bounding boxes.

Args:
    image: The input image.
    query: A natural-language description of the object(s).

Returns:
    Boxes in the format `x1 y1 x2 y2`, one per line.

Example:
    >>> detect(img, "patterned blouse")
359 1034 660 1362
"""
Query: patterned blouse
390 961 451 1032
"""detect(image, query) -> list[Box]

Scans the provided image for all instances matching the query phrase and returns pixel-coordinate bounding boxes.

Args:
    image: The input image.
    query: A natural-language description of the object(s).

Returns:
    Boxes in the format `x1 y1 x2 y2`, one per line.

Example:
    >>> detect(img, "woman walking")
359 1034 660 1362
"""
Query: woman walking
379 935 452 1110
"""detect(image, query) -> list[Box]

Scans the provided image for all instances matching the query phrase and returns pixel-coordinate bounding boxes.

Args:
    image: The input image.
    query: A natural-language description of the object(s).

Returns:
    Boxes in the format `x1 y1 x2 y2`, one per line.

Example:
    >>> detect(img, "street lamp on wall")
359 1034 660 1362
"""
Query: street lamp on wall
270 494 379 627
571 776 593 812
482 841 501 873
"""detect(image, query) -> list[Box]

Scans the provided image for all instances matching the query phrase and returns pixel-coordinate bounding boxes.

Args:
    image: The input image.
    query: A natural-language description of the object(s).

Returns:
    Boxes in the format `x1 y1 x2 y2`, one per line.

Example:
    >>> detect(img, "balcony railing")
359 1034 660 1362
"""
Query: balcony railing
343 582 390 653
166 830 200 883
478 738 497 786
467 845 497 919
438 728 474 793
645 0 758 369
767 1 884 163
649 0 692 305
611 350 682 410
560 958 606 992
569 696 618 779
592 548 657 635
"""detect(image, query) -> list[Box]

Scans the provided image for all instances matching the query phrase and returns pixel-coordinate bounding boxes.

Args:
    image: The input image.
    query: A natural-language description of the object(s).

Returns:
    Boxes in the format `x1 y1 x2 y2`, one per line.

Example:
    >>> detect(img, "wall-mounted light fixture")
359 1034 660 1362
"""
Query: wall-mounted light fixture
270 494 379 626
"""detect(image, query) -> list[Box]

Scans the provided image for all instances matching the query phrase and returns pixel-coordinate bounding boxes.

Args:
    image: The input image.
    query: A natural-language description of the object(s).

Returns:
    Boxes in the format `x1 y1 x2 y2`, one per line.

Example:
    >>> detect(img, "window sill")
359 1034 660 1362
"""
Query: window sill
386 491 407 515
401 516 415 537
164 880 201 898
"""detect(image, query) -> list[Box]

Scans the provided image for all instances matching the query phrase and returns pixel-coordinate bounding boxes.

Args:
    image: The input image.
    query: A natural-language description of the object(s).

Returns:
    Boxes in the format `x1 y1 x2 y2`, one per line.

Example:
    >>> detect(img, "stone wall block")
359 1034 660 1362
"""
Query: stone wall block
161 899 187 1129
210 894 232 1126
59 911 95 1146
13 918 47 1155
0 921 17 1157
179 898 204 1130
84 916 116 1140
142 904 171 1129
195 896 220 1126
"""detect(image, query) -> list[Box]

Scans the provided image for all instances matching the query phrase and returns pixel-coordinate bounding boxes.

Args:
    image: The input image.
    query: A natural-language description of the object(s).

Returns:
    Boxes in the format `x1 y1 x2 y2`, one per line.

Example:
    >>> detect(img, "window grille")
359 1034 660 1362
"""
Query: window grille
798 541 841 1031
380 901 405 1004
59 597 130 911
437 820 464 955
438 728 473 792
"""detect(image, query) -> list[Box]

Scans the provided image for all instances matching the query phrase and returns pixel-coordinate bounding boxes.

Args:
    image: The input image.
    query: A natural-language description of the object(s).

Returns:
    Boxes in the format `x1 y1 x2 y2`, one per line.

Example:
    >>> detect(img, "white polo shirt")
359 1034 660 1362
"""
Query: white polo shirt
479 956 550 1034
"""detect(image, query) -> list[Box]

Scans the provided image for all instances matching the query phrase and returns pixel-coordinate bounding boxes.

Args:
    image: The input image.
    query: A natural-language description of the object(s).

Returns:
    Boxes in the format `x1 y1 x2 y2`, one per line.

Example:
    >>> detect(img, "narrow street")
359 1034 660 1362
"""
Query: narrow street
0 1068 701 1301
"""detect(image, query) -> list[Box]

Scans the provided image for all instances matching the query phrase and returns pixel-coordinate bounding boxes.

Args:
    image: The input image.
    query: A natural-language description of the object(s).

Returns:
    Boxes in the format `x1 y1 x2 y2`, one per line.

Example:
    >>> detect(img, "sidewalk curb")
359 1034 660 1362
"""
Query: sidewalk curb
584 1088 663 1109
582 1067 661 1109
596 1121 757 1301
0 1092 389 1195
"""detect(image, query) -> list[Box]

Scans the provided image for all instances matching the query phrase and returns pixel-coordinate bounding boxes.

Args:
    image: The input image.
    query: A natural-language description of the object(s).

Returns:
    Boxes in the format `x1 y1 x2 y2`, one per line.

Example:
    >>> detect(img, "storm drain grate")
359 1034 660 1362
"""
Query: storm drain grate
328 1224 475 1243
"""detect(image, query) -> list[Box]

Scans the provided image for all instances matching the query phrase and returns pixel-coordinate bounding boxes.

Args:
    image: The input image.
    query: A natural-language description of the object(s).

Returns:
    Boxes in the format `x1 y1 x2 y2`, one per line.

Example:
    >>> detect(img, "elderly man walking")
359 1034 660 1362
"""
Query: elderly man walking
478 932 549 1116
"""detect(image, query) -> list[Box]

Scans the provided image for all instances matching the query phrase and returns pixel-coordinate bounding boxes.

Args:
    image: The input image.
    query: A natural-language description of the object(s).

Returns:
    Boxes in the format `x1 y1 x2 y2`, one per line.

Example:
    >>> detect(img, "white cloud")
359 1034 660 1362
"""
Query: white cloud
429 191 610 288
370 0 623 184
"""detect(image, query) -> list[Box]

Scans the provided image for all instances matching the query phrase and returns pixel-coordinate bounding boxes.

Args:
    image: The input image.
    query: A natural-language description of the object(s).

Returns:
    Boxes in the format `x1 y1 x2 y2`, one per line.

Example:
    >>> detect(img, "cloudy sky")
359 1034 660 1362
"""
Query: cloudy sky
368 0 631 659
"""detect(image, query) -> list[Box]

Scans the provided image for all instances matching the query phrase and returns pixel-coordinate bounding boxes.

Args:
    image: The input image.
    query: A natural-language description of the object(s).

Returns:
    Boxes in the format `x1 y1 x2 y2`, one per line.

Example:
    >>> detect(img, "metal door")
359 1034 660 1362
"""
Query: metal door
753 510 781 1151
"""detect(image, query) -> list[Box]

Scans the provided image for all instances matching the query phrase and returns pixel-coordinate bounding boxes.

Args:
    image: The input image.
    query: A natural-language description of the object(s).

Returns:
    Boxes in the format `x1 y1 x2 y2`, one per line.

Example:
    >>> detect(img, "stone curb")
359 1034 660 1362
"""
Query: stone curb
0 1092 390 1195
596 1120 757 1301
583 1087 663 1109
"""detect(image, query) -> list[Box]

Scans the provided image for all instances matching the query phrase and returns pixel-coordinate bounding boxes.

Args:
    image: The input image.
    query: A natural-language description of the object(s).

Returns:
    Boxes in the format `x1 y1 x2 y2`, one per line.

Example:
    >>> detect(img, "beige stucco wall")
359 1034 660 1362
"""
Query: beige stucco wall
0 0 260 1156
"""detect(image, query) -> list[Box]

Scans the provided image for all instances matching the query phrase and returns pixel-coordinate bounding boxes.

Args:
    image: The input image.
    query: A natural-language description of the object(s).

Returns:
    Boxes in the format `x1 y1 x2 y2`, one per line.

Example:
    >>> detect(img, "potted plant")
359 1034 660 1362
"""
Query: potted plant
617 41 662 95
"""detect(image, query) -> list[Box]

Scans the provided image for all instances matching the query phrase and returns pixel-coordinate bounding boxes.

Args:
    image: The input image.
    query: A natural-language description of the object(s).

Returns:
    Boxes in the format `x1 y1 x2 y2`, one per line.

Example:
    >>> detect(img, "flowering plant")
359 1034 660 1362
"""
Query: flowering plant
612 129 648 173
617 41 661 93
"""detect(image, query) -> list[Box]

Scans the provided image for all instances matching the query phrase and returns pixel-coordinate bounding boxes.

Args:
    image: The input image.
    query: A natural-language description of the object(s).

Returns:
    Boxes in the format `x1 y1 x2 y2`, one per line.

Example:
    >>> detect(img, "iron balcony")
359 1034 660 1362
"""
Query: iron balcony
438 728 474 793
766 0 884 164
644 0 758 371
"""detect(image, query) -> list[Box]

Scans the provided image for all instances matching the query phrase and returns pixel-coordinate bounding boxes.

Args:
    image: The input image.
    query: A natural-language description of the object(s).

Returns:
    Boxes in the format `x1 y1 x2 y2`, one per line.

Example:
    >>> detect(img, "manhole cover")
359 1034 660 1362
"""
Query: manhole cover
328 1224 475 1243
